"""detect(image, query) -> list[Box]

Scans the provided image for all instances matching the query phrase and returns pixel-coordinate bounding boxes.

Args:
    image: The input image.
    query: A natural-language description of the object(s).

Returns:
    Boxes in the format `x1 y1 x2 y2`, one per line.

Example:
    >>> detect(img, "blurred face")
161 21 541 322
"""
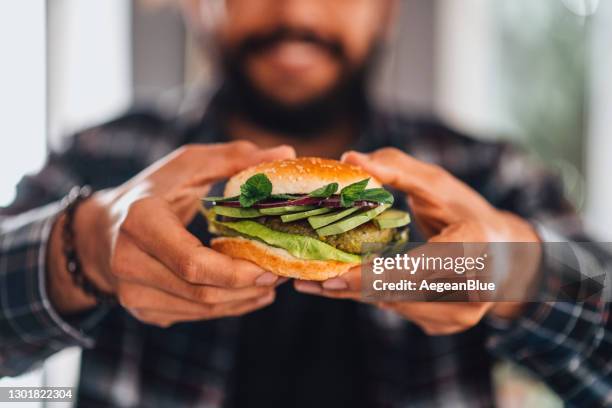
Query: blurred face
212 0 392 106
186 0 393 107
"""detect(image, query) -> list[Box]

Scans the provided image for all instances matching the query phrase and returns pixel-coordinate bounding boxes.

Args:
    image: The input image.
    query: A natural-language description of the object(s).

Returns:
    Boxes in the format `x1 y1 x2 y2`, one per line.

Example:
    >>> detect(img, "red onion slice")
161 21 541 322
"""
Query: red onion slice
210 195 379 209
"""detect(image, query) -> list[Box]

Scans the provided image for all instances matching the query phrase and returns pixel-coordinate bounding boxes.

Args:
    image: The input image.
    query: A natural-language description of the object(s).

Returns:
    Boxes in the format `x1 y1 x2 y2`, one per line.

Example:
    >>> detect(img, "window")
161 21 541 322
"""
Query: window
0 1 47 207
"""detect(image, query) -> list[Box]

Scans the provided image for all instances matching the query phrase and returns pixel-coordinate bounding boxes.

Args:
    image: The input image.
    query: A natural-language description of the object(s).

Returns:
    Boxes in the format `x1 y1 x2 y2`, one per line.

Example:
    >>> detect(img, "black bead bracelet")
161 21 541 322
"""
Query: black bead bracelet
62 186 115 305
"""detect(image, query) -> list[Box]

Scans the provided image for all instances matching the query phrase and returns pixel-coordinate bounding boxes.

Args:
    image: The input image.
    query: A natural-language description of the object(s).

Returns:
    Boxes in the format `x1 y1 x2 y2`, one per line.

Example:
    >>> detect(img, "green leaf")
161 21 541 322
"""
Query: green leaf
202 195 239 203
359 188 394 205
340 178 369 207
239 173 273 207
308 182 338 198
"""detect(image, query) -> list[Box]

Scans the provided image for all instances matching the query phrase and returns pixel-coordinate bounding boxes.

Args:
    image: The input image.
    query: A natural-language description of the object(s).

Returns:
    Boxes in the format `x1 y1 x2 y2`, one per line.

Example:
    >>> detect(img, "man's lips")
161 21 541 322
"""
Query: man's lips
250 39 337 74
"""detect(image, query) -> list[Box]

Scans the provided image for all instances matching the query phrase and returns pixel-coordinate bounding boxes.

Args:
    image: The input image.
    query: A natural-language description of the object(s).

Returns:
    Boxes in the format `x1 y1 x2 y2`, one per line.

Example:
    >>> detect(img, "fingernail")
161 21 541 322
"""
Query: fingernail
340 151 353 162
294 281 322 294
341 151 366 162
322 278 348 290
271 145 296 157
257 292 275 305
255 272 278 286
275 277 290 286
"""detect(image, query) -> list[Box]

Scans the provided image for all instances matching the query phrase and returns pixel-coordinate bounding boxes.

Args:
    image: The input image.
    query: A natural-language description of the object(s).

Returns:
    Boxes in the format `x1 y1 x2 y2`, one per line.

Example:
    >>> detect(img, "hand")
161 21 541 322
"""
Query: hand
48 141 295 327
294 148 541 335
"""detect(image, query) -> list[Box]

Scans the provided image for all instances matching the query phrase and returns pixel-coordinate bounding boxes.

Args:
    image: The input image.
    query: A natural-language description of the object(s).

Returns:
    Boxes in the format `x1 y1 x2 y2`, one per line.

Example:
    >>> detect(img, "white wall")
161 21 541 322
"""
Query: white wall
0 1 47 207
434 0 501 137
48 0 133 146
585 0 612 240
45 0 133 403
0 2 132 407
0 2 47 405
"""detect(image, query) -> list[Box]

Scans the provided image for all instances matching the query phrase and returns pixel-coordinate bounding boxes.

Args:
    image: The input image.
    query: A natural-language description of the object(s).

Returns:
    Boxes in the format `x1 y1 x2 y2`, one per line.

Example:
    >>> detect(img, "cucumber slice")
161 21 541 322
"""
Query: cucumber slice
308 207 359 229
259 205 316 215
373 209 411 229
316 204 390 237
213 206 262 218
280 207 332 223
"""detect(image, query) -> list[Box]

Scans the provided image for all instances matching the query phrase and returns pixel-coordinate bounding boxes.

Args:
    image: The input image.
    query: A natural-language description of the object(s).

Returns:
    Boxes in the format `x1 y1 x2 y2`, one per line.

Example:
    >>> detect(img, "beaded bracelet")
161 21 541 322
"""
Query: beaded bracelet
62 186 115 305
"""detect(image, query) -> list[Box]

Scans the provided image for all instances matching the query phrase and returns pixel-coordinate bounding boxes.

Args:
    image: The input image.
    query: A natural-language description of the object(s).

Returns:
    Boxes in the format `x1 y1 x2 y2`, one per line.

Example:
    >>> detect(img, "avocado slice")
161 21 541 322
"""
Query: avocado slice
280 207 332 223
373 209 411 229
259 205 316 215
308 207 359 229
213 206 262 218
316 204 390 237
217 220 361 263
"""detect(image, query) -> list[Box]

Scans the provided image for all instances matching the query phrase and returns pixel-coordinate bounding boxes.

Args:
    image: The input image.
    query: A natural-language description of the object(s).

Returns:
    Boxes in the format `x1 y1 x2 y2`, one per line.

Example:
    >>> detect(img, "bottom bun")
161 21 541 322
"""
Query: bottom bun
211 236 359 281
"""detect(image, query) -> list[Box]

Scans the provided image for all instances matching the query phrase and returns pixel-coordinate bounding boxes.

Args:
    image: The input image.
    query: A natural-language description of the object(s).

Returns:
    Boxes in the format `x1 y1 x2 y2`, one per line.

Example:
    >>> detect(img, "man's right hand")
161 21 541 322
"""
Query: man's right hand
47 141 295 327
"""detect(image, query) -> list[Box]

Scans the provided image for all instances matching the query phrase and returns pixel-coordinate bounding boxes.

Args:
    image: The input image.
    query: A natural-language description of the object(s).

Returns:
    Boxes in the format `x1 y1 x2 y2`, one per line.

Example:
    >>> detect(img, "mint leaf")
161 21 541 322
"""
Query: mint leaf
239 173 272 207
308 182 338 199
340 178 369 207
359 188 394 205
202 195 239 203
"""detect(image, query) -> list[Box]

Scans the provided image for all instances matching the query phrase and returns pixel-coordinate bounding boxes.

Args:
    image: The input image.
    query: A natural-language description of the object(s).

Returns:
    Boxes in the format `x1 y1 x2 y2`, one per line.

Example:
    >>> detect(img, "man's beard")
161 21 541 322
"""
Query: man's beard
216 27 377 139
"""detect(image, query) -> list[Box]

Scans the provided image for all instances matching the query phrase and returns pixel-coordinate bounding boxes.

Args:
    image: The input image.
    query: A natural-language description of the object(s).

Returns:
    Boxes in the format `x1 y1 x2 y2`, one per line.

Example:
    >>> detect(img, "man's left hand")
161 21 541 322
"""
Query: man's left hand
294 148 541 335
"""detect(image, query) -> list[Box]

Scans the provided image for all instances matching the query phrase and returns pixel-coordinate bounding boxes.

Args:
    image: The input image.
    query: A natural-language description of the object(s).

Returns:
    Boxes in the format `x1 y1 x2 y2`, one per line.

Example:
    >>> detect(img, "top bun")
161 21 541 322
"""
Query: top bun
224 157 381 197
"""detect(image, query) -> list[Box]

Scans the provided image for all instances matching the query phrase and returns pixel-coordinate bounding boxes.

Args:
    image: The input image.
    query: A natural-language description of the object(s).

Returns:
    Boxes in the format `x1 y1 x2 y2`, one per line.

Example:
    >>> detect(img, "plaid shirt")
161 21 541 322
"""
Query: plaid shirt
1 96 610 408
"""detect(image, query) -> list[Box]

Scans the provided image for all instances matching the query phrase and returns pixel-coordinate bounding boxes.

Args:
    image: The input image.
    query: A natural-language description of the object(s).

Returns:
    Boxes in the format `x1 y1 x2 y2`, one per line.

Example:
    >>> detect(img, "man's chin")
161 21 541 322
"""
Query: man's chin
255 88 334 111
218 63 370 138
247 69 342 107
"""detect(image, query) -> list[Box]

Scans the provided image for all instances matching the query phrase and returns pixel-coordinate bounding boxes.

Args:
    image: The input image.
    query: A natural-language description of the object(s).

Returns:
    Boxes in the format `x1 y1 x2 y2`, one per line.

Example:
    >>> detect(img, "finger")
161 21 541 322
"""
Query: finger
120 282 276 313
384 301 489 328
144 143 295 197
319 290 360 300
341 149 441 197
323 266 362 291
293 280 361 301
407 196 446 238
342 149 493 223
119 282 213 314
343 149 458 231
183 144 296 188
291 263 363 291
419 323 470 336
377 302 452 334
429 221 485 243
113 238 277 303
293 264 363 299
132 292 275 327
166 186 213 225
122 198 273 288
211 290 276 317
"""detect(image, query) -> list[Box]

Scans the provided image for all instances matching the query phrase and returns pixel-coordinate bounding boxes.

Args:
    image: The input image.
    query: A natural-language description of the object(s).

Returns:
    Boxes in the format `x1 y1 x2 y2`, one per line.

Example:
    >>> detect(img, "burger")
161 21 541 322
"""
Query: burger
202 157 410 280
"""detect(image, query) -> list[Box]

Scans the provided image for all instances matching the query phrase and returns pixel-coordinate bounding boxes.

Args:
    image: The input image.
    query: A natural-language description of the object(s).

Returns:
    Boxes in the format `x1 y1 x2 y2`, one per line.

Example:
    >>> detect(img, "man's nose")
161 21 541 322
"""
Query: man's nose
274 0 328 29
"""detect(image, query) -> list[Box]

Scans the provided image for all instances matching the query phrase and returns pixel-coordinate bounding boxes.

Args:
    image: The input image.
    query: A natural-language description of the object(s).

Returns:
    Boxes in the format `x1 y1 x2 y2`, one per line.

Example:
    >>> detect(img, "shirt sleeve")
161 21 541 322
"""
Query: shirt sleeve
486 240 612 407
481 145 612 407
0 145 111 377
0 110 173 377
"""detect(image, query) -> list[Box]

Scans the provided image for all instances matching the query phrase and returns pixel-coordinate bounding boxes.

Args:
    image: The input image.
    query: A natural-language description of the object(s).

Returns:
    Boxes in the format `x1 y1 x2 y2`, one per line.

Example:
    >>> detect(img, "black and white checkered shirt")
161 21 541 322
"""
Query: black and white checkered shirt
1 97 610 407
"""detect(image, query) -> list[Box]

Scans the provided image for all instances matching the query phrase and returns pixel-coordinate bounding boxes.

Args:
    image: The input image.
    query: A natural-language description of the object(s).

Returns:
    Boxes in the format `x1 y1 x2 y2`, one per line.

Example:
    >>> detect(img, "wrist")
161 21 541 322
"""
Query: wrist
73 193 115 293
47 213 98 314
47 191 115 314
490 302 527 320
488 214 541 321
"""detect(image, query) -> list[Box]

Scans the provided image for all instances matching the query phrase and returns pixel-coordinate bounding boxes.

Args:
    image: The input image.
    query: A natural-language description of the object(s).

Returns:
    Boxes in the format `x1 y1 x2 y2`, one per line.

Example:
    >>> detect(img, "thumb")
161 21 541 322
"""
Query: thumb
252 144 296 164
341 150 430 196
184 144 296 189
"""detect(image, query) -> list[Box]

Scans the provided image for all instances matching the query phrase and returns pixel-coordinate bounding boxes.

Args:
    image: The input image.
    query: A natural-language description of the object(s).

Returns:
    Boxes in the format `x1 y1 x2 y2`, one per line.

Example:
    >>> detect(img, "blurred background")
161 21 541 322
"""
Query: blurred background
0 0 610 407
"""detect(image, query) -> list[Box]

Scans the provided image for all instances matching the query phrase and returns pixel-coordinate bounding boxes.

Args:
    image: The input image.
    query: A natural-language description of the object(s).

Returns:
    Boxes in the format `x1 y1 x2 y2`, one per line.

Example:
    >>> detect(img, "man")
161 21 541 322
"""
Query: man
0 1 610 407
